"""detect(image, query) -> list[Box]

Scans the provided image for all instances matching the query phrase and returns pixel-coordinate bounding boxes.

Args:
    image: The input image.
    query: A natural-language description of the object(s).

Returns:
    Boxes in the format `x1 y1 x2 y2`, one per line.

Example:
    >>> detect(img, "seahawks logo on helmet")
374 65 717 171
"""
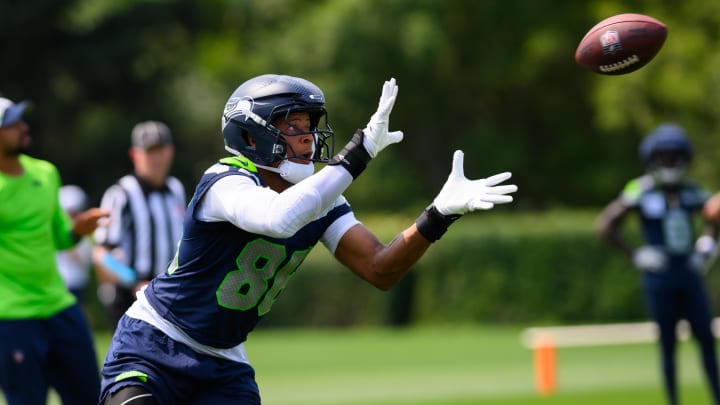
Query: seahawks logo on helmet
222 96 267 132
224 96 255 121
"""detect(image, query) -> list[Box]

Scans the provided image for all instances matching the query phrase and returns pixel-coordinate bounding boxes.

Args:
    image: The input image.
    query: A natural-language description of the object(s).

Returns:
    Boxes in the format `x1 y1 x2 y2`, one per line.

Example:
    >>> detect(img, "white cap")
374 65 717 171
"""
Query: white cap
0 97 30 128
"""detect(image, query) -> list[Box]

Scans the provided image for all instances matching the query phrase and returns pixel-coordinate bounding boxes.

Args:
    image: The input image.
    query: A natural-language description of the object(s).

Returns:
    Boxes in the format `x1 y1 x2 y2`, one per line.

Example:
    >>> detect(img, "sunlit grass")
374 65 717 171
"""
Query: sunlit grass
7 325 714 405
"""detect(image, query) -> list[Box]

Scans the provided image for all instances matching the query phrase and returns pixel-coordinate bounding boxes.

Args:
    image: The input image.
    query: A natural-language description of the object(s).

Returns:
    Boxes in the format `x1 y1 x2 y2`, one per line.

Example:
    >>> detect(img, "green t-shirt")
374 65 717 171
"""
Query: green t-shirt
0 154 76 319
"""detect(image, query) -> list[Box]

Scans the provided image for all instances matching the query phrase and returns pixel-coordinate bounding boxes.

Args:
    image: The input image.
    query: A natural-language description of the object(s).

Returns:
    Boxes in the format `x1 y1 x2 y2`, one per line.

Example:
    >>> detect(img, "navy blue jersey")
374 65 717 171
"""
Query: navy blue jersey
621 175 710 260
145 160 352 348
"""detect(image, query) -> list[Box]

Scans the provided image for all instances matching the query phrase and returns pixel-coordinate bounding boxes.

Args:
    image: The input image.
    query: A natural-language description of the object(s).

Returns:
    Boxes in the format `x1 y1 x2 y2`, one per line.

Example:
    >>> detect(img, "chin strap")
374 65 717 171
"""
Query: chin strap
253 163 282 174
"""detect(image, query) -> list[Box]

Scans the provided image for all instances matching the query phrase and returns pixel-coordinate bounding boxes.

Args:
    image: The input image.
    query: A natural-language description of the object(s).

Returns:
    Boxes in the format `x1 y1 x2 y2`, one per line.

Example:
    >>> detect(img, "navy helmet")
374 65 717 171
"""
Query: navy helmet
639 122 693 166
638 122 693 185
221 74 334 165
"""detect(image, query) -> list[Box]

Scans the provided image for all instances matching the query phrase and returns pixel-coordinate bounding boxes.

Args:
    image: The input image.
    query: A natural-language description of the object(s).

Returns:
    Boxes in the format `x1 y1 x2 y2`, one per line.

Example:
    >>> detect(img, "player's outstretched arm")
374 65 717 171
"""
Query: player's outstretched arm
335 150 517 290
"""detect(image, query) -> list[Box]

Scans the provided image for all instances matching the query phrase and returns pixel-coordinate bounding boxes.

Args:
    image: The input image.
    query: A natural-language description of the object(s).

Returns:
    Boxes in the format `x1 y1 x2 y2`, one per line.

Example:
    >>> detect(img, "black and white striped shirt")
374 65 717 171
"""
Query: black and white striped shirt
94 174 186 280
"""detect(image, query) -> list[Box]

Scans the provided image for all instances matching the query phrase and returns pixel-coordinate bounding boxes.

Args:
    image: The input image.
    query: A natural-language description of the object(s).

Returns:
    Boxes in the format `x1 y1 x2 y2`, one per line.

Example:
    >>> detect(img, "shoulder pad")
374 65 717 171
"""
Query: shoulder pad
621 175 654 205
219 156 258 173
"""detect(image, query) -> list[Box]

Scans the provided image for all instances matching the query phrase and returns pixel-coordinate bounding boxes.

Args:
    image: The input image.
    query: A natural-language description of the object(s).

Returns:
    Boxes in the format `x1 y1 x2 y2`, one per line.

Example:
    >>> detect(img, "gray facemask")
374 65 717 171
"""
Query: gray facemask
651 164 687 186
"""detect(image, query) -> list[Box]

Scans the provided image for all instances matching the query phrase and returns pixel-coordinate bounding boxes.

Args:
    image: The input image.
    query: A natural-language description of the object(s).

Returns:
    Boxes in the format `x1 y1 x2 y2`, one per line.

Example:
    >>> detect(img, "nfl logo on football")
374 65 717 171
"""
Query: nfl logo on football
600 30 622 54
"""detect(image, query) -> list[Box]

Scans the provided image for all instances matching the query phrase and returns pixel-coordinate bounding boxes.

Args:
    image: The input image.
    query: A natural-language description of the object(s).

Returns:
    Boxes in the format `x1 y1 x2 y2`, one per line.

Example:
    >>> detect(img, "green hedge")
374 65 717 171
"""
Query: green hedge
262 209 720 328
86 210 720 331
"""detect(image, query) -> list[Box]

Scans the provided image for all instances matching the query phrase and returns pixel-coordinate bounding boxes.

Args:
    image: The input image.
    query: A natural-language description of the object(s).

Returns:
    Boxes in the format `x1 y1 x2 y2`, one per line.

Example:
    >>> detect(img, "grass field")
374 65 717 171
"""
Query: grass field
9 324 716 404
247 325 711 405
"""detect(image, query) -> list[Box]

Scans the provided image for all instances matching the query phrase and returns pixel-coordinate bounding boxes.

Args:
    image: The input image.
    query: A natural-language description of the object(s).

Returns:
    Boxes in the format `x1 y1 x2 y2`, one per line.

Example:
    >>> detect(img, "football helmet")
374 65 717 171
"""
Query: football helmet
639 122 693 185
221 74 334 166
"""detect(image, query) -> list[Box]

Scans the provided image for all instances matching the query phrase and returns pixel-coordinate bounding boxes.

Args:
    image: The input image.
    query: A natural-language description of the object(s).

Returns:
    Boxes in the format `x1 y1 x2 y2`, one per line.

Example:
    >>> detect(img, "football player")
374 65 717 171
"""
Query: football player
99 75 517 404
596 123 720 405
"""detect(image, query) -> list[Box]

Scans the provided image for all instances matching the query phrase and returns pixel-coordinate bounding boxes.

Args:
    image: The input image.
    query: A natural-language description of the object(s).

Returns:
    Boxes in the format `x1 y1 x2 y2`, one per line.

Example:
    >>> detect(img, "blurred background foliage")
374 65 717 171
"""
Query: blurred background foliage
3 0 720 211
3 0 720 327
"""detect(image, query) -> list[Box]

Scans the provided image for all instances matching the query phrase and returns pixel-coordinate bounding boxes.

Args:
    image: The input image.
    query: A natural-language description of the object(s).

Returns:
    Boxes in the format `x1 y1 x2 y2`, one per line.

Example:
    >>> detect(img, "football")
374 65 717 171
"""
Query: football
574 13 667 75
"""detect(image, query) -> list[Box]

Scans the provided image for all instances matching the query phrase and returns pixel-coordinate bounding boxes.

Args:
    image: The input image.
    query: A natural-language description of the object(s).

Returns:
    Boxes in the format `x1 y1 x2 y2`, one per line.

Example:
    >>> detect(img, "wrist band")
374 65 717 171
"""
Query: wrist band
415 205 461 242
328 129 371 179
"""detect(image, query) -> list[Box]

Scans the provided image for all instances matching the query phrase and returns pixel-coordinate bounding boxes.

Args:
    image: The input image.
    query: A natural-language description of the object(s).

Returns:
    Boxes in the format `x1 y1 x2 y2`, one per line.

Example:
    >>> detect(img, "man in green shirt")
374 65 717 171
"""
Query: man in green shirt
0 96 109 405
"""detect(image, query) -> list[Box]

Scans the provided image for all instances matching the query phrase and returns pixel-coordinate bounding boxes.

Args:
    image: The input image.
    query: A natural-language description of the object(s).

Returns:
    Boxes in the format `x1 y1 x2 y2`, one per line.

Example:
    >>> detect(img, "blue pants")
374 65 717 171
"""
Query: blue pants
643 269 720 405
100 315 260 404
0 304 100 405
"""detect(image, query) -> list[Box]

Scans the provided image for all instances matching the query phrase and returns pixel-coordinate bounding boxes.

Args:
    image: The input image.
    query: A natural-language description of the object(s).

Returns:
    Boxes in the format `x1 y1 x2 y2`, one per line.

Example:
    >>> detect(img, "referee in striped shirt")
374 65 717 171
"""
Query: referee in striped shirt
93 121 186 330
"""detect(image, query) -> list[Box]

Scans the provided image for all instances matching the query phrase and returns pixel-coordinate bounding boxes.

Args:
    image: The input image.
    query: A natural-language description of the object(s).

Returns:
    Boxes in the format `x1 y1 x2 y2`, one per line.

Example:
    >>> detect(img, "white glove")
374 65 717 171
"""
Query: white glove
362 78 404 158
433 150 517 216
690 235 717 274
632 245 667 272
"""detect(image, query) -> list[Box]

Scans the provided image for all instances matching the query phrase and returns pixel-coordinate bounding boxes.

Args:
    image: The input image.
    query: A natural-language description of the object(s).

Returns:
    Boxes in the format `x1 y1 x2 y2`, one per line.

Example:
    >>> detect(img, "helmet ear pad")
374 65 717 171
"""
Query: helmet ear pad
222 115 287 165
245 123 287 164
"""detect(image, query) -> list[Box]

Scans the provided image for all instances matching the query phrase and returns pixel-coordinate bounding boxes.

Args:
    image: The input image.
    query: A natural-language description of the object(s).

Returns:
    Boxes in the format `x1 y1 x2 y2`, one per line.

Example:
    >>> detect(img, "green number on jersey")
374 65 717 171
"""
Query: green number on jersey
216 239 309 316
663 209 693 254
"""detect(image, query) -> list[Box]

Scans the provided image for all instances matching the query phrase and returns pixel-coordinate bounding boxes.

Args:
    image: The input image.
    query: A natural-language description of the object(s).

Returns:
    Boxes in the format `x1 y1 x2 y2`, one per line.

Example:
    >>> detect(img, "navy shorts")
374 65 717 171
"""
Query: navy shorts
100 315 260 404
0 304 100 405
642 269 715 340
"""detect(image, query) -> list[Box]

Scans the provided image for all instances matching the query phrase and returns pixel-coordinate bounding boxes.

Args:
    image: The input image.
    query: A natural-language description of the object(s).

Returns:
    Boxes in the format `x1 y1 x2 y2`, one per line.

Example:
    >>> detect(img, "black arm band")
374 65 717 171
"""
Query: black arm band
328 129 371 179
415 205 461 243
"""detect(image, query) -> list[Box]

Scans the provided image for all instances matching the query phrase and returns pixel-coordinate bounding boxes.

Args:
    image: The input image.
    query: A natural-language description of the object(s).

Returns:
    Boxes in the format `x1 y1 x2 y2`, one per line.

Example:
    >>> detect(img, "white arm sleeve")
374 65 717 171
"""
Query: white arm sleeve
321 210 361 254
198 165 354 239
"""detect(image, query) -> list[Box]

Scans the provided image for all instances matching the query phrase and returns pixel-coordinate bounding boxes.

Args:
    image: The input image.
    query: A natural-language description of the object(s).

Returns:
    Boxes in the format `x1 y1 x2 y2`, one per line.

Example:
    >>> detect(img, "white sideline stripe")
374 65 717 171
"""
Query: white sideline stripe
521 317 720 348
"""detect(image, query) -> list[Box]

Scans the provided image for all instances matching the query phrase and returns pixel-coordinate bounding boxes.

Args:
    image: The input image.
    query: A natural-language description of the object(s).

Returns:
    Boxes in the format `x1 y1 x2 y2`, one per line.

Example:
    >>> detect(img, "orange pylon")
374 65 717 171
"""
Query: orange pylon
533 335 557 395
